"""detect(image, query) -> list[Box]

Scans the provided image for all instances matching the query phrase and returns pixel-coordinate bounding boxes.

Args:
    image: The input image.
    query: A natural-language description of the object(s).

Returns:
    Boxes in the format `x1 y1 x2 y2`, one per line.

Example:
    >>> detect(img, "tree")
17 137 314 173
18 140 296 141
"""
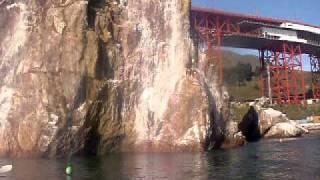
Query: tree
224 63 253 86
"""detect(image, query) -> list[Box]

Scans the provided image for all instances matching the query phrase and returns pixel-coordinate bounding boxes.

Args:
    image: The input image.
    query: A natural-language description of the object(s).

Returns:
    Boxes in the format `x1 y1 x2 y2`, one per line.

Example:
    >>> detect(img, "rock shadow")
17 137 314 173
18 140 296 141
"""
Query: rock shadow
201 80 226 150
238 106 261 142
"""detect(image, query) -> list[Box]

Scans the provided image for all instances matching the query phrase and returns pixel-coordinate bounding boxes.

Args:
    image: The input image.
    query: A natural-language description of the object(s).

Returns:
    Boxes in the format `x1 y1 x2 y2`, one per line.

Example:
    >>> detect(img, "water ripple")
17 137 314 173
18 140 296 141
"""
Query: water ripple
2 134 320 180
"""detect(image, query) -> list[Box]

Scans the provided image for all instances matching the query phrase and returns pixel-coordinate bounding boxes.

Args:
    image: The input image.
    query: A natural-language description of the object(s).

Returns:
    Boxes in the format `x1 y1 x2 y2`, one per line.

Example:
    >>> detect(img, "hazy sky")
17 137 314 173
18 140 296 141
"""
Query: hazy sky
192 0 319 70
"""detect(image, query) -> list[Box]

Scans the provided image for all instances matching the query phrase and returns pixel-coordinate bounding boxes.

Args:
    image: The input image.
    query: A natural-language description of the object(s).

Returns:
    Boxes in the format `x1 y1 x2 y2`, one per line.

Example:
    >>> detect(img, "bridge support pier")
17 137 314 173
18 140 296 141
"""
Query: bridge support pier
310 55 320 99
260 44 305 104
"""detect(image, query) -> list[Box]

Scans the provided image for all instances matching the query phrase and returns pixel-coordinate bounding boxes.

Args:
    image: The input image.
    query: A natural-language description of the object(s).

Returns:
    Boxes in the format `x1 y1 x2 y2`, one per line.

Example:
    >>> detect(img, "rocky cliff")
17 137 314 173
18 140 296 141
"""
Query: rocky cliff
0 0 241 157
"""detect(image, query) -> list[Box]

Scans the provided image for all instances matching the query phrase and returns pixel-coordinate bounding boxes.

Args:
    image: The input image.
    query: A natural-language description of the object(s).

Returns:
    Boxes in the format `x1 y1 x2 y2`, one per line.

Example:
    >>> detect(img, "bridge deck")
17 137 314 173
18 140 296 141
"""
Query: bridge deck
191 6 320 29
191 7 320 55
222 34 320 55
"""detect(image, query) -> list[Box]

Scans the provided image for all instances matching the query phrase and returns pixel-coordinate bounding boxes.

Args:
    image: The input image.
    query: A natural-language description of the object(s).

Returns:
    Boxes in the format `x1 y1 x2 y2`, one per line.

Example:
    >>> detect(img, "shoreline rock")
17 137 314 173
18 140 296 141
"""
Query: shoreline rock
264 121 304 138
239 102 308 142
0 0 242 157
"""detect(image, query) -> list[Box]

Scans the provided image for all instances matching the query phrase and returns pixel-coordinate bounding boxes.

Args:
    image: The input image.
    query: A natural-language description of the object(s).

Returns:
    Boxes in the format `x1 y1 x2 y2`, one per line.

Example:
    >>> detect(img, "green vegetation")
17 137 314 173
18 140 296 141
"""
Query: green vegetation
272 104 320 120
231 104 251 123
230 101 320 121
223 50 260 101
227 78 261 101
223 50 319 120
225 62 253 86
223 51 260 70
222 50 313 102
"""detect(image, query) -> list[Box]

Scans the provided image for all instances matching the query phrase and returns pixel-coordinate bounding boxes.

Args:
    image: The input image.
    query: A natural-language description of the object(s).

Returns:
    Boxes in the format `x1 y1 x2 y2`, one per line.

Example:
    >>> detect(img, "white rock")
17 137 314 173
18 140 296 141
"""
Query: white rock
264 108 283 117
0 86 15 127
264 122 303 138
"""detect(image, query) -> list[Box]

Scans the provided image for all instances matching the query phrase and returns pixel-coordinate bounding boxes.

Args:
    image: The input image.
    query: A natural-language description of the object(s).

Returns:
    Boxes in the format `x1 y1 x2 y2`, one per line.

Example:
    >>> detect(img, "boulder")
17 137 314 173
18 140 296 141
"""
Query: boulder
264 121 304 138
239 105 306 141
258 108 288 134
221 121 246 149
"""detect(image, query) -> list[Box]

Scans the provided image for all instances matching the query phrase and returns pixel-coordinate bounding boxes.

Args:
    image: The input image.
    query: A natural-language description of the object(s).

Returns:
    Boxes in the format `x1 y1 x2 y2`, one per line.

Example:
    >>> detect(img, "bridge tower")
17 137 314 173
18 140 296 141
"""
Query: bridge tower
310 55 320 99
260 44 305 104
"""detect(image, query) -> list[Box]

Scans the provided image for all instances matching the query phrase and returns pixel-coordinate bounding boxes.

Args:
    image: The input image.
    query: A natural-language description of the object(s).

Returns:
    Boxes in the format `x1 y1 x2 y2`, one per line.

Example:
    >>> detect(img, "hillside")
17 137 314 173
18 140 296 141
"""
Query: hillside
222 50 313 101
223 50 260 70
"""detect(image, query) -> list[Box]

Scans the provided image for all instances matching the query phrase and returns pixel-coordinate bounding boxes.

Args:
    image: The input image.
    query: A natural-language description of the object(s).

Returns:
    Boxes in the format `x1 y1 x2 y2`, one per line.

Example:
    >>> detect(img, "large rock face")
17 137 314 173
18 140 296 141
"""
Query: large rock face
0 0 99 157
0 0 235 157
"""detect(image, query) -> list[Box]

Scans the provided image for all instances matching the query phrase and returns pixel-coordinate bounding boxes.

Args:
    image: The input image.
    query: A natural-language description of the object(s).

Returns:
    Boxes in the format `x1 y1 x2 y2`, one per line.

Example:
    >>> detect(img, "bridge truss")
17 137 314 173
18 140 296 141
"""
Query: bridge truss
259 45 305 104
191 7 320 104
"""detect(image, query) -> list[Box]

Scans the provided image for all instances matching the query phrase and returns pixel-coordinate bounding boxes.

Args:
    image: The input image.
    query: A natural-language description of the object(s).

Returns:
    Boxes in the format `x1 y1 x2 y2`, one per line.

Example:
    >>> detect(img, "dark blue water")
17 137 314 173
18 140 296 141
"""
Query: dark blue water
2 134 320 180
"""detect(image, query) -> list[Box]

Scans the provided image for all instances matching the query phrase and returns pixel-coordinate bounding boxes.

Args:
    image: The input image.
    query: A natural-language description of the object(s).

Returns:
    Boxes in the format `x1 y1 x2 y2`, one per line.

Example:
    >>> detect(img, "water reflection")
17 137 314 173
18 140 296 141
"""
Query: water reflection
2 134 320 180
117 153 208 180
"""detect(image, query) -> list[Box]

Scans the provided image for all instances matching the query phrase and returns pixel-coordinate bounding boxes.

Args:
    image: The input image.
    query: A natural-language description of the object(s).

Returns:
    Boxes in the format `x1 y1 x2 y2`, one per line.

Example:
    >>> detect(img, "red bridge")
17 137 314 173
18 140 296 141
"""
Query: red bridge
191 7 320 104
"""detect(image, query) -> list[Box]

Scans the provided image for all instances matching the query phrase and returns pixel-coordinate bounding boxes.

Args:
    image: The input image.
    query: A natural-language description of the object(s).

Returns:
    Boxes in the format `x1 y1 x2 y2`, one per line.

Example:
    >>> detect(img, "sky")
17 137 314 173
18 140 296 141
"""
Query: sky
192 0 320 26
192 0 320 70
